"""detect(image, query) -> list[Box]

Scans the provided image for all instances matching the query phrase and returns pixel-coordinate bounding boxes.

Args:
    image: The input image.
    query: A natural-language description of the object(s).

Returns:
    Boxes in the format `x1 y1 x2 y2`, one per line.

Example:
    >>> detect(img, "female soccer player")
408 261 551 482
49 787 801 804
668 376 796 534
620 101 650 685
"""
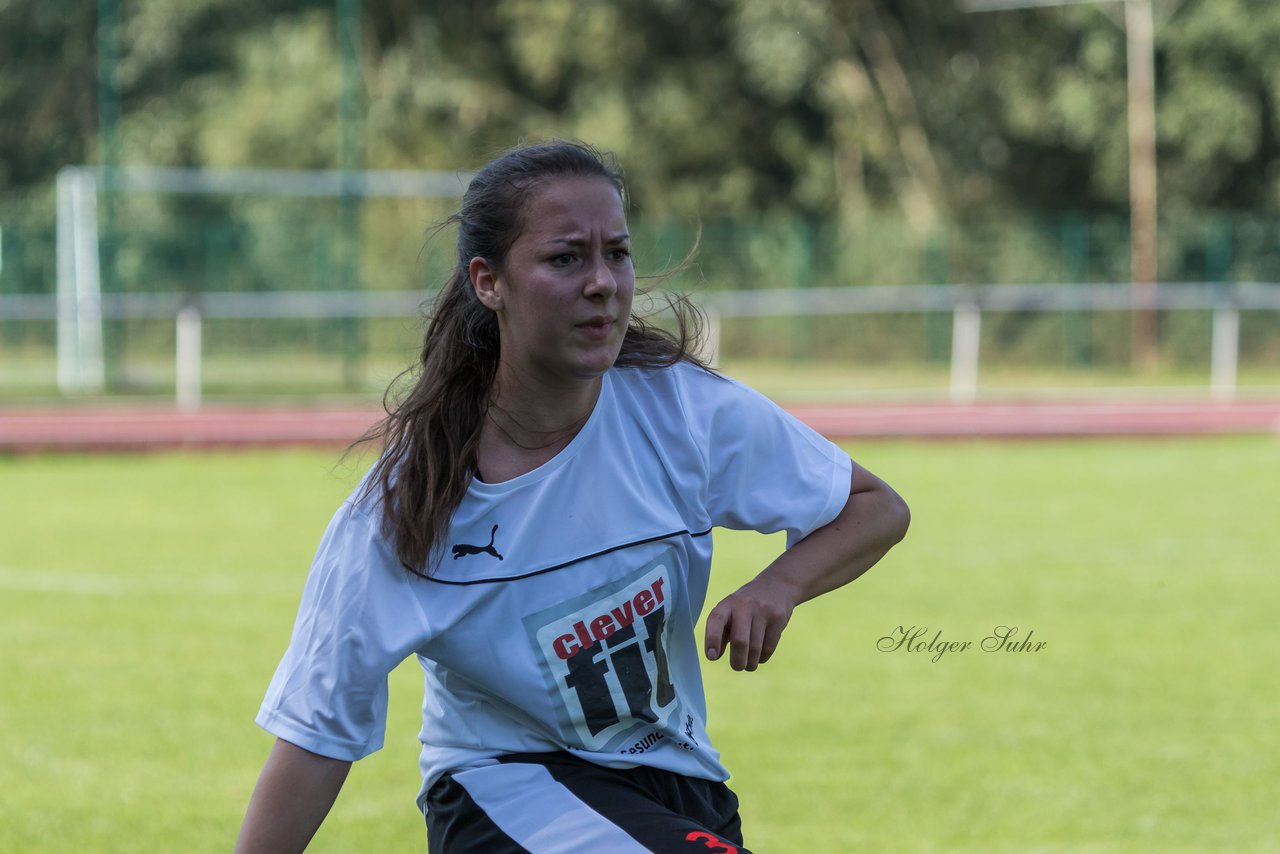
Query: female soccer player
235 140 909 853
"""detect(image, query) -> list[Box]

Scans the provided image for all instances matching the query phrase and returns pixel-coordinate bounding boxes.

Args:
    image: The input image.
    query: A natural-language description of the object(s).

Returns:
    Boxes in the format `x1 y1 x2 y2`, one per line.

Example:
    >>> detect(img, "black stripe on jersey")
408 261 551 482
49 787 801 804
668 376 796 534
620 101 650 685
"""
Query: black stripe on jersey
415 527 714 586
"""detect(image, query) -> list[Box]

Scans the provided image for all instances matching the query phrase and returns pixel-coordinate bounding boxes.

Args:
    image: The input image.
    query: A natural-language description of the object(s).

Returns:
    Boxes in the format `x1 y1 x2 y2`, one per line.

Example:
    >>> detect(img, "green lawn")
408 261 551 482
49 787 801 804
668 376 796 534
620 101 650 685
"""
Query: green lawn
1 438 1277 852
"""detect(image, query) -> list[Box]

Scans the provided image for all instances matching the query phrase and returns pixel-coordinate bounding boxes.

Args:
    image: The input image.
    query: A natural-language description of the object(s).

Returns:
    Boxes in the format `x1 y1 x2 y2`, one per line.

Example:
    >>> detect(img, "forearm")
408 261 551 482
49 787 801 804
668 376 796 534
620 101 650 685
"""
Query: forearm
761 469 910 606
235 738 352 854
704 464 909 670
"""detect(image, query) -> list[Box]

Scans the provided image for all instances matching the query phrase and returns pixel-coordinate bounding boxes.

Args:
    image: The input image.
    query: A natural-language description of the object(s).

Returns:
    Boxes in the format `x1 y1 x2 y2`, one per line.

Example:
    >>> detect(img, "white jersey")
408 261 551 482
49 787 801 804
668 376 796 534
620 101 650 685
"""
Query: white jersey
256 362 853 812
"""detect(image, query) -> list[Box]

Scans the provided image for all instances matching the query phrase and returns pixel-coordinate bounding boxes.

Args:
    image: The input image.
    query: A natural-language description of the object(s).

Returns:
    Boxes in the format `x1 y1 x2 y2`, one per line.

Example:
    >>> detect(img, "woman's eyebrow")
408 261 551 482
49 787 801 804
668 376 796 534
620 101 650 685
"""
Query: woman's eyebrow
546 232 630 247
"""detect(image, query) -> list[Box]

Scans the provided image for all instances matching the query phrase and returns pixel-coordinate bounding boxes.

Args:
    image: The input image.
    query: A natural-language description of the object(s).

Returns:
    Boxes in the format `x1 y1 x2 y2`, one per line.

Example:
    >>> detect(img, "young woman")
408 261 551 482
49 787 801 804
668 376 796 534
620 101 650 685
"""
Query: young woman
235 140 909 853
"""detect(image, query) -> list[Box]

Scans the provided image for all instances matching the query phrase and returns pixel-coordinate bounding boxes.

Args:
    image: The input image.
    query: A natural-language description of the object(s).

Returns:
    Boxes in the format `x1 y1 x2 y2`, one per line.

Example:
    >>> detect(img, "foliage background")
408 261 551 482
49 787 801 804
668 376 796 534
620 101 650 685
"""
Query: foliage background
2 0 1278 396
4 0 1280 221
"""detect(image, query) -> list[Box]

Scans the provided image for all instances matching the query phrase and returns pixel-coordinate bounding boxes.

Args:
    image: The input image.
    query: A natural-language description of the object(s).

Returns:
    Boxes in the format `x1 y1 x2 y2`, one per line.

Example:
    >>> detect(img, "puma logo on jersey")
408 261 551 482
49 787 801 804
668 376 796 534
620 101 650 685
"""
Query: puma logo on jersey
452 524 503 561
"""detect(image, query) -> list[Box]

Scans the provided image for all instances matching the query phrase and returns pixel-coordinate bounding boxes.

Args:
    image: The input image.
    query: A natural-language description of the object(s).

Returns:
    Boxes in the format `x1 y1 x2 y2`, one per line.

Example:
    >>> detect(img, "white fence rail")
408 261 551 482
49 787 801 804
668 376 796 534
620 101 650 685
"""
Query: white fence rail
2 282 1278 408
696 282 1280 404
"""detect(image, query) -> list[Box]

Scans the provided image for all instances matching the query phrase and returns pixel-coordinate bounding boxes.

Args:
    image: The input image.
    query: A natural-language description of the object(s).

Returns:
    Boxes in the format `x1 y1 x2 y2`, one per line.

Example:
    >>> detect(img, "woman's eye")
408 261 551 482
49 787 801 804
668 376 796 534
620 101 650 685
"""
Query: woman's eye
550 254 576 267
609 248 631 262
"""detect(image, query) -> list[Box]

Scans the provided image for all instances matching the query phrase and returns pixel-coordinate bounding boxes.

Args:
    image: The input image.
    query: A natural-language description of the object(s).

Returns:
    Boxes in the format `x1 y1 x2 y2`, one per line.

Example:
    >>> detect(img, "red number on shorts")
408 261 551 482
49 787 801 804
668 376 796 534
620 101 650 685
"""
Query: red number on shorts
685 830 739 854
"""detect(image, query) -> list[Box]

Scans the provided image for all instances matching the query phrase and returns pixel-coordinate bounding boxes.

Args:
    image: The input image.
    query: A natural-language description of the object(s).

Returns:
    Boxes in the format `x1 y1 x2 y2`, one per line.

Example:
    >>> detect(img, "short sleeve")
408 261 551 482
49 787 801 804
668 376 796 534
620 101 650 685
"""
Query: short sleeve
676 367 853 547
255 500 427 762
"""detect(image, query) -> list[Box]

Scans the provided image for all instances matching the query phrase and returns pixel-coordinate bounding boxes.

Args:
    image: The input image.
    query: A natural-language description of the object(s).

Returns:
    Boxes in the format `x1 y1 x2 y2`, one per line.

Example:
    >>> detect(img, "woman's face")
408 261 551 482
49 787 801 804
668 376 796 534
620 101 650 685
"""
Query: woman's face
471 176 635 389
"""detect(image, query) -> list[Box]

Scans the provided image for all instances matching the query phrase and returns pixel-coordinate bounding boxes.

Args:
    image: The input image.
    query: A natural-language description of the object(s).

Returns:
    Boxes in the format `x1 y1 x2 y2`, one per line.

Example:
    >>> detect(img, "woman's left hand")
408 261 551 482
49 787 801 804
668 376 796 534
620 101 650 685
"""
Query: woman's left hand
703 463 910 672
703 572 802 671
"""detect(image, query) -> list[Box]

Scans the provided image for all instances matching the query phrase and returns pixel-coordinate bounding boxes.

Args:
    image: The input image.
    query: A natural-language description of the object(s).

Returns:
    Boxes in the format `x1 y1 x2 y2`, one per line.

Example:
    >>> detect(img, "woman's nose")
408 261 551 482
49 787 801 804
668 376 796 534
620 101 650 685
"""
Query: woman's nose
583 254 617 298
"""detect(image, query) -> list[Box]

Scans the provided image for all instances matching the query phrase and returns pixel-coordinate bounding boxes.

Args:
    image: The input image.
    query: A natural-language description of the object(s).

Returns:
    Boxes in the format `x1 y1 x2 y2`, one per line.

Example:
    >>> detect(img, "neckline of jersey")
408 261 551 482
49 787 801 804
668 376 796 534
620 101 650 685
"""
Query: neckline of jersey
467 371 612 496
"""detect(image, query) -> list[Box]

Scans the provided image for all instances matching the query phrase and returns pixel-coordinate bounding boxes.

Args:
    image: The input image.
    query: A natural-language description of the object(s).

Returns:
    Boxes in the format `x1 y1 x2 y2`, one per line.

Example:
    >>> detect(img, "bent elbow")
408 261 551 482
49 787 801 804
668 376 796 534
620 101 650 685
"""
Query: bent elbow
888 490 911 545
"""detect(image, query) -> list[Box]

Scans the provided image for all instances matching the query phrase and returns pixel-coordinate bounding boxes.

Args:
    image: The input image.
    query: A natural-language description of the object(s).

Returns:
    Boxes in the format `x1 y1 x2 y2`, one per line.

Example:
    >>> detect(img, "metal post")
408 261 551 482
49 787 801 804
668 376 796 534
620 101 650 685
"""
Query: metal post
99 0 123 385
1126 0 1159 369
97 0 122 177
56 168 106 394
1062 213 1092 367
1207 218 1236 403
73 170 106 392
950 301 981 404
337 0 364 388
1210 304 1238 403
924 229 951 363
56 170 80 394
792 219 816 362
176 304 203 412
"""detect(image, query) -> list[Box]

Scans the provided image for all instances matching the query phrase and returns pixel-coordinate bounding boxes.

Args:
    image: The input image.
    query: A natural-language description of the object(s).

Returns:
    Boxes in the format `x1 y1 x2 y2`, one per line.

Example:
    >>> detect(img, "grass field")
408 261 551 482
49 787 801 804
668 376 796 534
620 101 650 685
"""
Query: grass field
1 437 1278 852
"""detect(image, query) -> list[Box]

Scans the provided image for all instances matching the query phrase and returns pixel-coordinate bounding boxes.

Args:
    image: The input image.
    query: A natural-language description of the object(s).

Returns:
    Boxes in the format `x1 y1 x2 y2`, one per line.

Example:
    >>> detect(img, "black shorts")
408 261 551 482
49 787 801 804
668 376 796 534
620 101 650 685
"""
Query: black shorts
425 751 751 853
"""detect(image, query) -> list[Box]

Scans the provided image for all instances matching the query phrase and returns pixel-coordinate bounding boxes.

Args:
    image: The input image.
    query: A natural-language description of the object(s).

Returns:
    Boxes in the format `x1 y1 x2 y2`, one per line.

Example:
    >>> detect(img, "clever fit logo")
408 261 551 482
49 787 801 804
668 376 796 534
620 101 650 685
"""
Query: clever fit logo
528 560 677 751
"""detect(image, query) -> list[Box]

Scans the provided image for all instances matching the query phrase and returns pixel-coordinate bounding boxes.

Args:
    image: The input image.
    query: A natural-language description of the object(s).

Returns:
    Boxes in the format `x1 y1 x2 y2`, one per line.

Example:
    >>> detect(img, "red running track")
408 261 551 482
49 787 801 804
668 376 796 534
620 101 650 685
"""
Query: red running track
2 399 1279 453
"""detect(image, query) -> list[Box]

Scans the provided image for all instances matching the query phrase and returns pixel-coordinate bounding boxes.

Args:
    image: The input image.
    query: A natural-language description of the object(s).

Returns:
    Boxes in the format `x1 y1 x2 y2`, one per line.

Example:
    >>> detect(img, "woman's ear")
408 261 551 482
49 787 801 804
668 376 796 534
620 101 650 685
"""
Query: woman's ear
470 257 503 311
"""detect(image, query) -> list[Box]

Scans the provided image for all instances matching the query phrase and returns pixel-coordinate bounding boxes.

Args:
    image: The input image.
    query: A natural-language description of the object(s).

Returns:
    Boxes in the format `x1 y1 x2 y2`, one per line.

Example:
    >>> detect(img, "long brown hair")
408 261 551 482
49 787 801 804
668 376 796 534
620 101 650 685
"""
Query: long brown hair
359 140 708 577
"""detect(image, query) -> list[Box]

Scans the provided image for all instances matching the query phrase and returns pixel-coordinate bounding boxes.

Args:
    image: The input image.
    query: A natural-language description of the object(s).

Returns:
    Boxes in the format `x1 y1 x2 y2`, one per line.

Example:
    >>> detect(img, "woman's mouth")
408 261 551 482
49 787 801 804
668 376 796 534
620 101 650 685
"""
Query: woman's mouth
577 317 615 339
